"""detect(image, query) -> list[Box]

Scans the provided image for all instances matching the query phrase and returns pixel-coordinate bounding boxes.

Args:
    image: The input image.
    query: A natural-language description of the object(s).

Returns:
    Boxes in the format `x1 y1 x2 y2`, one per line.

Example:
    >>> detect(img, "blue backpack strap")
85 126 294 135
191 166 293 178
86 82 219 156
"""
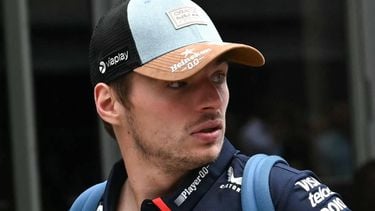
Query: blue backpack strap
70 181 107 211
241 154 288 211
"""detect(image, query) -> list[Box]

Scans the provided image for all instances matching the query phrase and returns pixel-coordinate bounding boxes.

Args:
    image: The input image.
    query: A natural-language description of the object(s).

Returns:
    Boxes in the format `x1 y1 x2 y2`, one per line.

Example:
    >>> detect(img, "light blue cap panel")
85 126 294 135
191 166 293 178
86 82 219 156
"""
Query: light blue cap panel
127 0 223 63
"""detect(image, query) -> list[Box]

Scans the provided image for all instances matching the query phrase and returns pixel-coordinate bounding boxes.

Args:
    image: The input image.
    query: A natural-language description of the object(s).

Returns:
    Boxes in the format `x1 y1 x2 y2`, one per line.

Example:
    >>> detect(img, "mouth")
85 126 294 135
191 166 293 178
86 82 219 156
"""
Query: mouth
200 127 219 133
196 124 222 133
190 119 224 141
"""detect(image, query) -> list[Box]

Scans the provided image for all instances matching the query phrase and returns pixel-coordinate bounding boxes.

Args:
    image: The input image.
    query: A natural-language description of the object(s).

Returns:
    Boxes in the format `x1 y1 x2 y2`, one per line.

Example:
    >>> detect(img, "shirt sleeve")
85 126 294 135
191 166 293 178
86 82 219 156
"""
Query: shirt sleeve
269 163 351 211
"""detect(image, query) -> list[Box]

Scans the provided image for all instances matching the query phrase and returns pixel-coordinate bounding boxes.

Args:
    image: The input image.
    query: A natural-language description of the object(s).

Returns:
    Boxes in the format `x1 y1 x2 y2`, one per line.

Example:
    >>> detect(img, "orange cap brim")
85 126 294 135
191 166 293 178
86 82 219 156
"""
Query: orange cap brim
134 42 265 81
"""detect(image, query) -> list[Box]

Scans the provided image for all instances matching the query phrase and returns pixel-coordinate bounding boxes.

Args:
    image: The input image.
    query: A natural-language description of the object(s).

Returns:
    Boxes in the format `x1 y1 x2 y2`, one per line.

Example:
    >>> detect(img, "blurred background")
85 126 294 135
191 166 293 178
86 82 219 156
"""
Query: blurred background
1 0 375 210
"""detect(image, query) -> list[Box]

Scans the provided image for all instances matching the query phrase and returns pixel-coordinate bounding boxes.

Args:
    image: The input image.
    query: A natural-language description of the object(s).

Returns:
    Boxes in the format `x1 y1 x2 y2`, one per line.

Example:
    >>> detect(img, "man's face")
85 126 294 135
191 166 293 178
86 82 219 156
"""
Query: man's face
118 59 229 172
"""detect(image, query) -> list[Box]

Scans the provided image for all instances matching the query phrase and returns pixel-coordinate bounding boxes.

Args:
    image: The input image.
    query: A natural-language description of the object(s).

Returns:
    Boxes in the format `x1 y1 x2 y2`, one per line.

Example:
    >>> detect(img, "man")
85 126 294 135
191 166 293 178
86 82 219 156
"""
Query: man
71 0 351 210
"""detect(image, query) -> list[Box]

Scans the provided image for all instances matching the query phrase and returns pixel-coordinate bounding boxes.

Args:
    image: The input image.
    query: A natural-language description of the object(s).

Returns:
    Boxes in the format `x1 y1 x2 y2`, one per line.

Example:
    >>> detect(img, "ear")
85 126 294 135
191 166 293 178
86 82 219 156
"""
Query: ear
94 83 121 125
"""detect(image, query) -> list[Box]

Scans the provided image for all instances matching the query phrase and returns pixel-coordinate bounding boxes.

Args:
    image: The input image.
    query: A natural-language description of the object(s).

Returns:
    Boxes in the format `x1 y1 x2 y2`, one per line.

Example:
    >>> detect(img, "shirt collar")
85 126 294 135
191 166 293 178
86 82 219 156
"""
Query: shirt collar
102 160 127 211
162 139 238 210
102 138 238 211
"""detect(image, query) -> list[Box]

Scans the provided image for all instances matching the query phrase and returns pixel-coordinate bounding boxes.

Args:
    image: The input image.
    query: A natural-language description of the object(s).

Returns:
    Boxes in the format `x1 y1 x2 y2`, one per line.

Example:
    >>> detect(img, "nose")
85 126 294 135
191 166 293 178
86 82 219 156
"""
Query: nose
195 80 228 112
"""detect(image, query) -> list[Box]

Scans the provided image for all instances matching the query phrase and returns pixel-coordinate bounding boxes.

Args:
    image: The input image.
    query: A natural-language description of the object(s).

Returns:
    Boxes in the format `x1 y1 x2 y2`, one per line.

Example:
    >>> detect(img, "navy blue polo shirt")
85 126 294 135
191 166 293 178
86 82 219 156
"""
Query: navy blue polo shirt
94 139 351 211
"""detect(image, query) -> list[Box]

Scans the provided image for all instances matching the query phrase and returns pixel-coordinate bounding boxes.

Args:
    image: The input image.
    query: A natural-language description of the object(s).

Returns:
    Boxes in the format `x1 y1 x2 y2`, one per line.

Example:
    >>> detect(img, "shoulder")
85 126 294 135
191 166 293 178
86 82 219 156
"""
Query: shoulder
269 163 351 211
70 181 107 211
270 163 315 192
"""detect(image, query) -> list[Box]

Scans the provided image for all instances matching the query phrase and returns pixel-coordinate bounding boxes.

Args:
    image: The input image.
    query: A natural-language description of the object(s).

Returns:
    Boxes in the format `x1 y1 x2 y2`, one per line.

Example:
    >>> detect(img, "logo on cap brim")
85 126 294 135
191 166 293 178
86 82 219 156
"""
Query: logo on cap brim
134 42 265 81
170 48 212 72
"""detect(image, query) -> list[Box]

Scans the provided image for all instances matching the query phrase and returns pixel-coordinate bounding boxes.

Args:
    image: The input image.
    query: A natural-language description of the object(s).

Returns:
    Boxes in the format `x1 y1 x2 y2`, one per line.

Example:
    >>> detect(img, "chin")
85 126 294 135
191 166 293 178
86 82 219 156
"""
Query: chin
195 140 223 163
182 154 219 171
175 137 224 170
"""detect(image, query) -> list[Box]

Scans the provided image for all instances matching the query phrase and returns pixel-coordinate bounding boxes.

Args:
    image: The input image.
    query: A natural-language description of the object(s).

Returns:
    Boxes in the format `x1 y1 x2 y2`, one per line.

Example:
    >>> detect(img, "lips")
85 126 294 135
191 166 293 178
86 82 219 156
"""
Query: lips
200 127 220 133
190 119 223 135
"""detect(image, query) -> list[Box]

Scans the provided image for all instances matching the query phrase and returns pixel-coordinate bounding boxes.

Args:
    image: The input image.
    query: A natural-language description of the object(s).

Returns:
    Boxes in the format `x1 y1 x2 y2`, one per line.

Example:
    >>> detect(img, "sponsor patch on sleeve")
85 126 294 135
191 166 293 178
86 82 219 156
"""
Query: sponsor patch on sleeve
295 176 349 210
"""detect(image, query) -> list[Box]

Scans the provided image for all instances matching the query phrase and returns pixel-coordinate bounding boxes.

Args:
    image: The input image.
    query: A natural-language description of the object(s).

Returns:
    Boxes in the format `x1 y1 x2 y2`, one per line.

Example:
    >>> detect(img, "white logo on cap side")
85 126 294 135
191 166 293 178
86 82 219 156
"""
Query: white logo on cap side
98 50 129 74
167 7 208 29
99 61 106 74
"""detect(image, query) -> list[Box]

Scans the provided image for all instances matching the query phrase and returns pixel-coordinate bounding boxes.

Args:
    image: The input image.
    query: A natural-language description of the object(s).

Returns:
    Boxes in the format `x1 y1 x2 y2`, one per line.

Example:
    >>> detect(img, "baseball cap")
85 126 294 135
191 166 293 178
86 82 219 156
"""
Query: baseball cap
89 0 265 85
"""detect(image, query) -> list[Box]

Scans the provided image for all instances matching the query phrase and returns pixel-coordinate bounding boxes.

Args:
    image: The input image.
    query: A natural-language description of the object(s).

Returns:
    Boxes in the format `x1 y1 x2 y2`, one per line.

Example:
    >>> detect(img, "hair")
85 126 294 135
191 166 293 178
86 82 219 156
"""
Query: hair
102 72 134 139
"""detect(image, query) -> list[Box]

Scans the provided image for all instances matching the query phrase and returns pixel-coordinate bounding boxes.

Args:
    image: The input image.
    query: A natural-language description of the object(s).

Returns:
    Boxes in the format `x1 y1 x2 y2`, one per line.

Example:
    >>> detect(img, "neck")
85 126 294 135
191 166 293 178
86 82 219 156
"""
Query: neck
117 146 189 210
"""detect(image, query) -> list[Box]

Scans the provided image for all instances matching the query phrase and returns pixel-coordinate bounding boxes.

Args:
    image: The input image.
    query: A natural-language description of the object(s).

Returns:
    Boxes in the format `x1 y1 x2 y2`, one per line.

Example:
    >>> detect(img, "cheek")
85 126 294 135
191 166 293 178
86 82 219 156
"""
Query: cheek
221 86 230 109
134 98 186 128
133 105 186 142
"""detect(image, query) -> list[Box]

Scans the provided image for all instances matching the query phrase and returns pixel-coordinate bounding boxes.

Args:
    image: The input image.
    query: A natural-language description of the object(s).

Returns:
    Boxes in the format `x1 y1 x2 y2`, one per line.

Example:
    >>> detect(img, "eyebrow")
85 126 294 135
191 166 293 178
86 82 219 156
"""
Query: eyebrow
215 60 229 71
214 56 229 66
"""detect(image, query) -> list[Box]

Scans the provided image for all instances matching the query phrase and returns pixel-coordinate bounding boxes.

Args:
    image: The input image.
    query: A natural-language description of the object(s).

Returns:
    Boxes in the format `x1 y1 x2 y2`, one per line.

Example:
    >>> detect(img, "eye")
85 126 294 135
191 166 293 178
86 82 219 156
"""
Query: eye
211 72 227 84
167 81 187 89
